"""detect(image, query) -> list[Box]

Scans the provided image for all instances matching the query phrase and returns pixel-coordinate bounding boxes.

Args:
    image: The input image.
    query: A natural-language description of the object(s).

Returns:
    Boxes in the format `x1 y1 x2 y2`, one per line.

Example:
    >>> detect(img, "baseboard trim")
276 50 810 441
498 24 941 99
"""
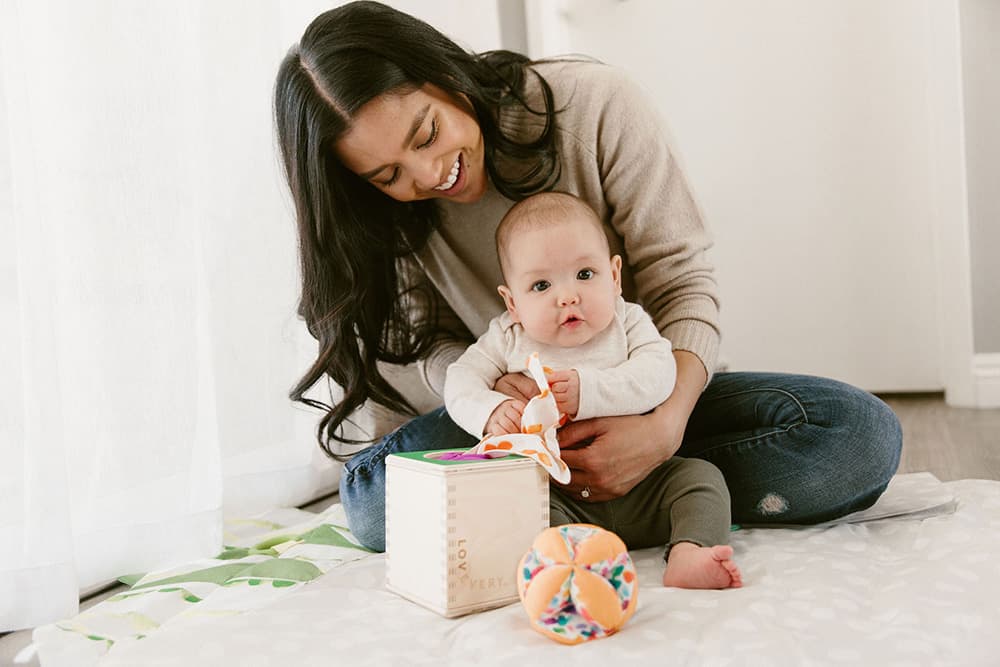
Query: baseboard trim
973 353 1000 408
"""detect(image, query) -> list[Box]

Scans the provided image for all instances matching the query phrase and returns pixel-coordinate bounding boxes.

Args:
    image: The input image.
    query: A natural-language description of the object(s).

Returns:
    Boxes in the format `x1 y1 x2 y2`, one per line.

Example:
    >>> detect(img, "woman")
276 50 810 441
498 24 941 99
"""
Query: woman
274 1 902 552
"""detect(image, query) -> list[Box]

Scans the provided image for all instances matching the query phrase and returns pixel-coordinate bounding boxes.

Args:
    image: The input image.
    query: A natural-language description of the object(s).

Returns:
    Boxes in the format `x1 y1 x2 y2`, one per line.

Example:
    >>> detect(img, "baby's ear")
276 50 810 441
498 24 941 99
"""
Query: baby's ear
610 255 623 294
497 285 520 322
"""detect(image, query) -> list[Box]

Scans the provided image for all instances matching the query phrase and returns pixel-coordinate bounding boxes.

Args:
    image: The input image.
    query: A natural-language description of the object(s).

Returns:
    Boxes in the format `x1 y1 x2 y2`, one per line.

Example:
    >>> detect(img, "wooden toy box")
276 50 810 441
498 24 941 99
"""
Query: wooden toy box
385 450 549 617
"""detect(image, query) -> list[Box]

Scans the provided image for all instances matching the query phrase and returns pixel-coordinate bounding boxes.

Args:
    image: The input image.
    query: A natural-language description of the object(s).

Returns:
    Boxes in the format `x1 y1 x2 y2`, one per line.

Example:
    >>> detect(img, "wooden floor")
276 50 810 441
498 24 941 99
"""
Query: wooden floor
883 392 1000 481
2 393 998 664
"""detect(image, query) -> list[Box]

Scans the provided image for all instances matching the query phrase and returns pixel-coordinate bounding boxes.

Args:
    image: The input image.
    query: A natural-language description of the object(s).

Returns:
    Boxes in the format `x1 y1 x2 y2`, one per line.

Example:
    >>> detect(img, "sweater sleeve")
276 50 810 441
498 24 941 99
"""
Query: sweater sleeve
444 317 515 439
591 67 721 380
574 302 677 421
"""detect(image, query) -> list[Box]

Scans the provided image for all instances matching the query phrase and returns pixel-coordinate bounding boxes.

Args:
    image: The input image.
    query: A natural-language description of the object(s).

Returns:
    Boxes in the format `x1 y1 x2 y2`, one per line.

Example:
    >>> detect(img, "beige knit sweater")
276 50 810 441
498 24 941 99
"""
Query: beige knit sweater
371 60 719 437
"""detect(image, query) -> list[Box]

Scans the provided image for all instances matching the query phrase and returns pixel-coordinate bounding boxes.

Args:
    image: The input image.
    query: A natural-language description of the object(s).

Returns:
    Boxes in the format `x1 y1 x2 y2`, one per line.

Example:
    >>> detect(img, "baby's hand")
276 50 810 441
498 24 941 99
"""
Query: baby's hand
484 399 525 436
546 369 580 418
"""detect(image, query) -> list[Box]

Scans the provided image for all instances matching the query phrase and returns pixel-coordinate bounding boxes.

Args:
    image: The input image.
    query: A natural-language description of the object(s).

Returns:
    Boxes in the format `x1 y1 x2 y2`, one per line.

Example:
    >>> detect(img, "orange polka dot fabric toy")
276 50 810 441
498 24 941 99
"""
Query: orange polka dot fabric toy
469 352 570 483
518 524 638 644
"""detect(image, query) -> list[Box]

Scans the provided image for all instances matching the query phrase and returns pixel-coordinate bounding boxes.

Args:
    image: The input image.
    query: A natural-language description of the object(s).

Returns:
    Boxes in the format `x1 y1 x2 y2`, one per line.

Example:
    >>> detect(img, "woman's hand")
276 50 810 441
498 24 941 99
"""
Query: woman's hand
556 350 707 501
556 408 682 501
494 372 539 403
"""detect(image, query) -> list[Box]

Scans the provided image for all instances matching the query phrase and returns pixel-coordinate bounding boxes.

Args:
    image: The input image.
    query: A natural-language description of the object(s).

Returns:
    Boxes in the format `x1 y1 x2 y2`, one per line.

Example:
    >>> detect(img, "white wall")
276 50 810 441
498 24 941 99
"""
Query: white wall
281 1 504 54
524 0 978 394
960 0 1000 355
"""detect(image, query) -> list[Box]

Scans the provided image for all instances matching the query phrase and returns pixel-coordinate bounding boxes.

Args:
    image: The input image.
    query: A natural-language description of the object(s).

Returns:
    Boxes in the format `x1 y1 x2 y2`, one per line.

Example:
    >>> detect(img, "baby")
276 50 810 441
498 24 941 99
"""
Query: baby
444 192 741 589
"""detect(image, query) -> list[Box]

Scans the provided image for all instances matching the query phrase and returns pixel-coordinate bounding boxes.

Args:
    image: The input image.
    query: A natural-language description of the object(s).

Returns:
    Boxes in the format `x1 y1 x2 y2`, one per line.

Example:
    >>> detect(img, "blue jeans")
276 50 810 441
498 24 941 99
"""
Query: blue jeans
339 372 902 551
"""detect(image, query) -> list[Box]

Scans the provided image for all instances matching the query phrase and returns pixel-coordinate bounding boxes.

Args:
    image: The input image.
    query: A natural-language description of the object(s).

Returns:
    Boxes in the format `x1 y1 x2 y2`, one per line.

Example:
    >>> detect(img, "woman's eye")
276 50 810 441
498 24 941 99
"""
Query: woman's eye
378 168 400 187
577 269 594 280
417 119 438 149
531 281 550 293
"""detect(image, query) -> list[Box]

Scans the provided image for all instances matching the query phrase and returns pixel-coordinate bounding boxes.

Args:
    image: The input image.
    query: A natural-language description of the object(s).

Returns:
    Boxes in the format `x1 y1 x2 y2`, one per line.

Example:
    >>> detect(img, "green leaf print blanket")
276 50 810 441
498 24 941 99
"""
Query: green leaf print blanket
31 504 371 666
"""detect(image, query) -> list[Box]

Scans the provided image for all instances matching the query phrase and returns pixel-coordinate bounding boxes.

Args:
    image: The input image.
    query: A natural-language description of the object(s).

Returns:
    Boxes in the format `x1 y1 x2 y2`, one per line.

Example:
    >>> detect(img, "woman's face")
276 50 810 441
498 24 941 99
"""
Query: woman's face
334 84 487 204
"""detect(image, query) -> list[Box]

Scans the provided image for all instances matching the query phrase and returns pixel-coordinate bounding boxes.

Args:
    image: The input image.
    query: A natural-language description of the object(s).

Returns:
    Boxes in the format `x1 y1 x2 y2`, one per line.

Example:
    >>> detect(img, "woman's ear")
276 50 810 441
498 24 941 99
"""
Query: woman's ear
611 255 623 295
497 285 520 322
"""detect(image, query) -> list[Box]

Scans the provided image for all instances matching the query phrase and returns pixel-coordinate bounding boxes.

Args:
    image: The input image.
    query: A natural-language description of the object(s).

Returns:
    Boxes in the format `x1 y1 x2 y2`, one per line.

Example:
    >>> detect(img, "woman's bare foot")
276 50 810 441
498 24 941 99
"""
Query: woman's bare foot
662 543 742 589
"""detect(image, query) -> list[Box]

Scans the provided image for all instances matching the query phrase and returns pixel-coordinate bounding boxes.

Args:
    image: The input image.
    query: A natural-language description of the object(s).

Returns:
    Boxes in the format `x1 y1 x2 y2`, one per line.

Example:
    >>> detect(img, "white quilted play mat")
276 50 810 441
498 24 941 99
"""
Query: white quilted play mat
29 473 1000 666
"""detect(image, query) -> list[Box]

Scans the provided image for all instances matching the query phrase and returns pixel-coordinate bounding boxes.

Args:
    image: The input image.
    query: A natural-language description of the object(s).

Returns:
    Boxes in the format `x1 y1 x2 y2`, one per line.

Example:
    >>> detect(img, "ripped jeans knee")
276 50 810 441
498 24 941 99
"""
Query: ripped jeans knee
756 493 790 517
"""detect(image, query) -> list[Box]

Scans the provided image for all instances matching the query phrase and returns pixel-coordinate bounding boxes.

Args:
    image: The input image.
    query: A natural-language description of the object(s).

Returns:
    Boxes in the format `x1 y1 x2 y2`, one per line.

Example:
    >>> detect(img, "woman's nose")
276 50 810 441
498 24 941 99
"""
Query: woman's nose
410 155 444 191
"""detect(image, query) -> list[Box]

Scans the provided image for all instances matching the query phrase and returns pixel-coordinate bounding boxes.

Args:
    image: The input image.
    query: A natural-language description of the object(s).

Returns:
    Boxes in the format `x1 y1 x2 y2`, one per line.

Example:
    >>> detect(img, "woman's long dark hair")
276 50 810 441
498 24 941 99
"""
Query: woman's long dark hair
273 1 561 459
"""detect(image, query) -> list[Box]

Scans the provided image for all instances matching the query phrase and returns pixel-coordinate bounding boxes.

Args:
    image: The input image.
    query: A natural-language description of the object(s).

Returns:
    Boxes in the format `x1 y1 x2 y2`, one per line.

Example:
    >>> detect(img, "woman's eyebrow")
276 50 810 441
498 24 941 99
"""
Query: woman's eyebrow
358 103 431 181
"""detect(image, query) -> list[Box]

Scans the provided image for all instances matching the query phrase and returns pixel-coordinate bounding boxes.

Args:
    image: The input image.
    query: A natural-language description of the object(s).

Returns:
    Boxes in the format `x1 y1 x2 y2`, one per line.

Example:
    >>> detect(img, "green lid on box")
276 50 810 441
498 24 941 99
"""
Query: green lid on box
388 449 526 467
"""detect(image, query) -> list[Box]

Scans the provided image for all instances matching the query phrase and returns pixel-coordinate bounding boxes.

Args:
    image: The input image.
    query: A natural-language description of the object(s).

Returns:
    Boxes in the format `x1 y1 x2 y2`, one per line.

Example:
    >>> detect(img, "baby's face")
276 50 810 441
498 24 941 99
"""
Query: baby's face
498 217 621 348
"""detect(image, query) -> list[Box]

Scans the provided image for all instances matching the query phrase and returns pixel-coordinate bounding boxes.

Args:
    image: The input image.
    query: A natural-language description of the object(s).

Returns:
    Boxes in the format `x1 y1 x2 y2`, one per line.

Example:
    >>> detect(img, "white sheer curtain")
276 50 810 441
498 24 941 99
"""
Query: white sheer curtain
0 1 338 631
1 0 504 631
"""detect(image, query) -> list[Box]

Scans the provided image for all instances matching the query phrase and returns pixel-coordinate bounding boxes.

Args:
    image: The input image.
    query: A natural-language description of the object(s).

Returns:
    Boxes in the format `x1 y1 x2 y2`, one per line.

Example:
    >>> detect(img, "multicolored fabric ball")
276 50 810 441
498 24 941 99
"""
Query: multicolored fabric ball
517 524 638 644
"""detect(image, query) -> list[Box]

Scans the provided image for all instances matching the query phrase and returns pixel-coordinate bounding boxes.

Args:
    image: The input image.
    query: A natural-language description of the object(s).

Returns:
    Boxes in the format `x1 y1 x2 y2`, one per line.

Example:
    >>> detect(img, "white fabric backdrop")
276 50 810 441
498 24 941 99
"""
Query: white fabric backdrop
0 0 503 632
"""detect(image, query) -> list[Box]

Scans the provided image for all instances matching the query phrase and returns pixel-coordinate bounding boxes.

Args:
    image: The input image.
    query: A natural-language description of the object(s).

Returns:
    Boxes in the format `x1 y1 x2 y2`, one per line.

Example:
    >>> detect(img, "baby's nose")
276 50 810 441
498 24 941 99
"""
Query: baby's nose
558 290 580 306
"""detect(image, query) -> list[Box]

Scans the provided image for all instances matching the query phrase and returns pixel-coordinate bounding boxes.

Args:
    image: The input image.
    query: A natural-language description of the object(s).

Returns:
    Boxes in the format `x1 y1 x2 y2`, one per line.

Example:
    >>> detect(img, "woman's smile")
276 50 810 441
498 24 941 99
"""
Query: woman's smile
433 153 464 193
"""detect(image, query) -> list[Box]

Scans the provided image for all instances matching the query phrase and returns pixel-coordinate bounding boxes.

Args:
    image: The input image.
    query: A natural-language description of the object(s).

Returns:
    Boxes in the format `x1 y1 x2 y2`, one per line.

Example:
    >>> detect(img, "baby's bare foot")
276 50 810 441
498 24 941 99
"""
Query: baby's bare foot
662 543 742 589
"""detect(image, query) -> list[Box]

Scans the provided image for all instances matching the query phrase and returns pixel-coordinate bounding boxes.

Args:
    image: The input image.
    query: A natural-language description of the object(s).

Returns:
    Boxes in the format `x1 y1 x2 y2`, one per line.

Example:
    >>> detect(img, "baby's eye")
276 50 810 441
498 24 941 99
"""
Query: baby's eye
577 269 594 280
531 280 550 293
